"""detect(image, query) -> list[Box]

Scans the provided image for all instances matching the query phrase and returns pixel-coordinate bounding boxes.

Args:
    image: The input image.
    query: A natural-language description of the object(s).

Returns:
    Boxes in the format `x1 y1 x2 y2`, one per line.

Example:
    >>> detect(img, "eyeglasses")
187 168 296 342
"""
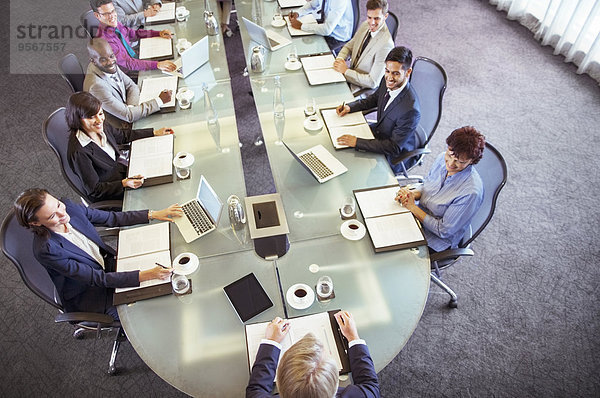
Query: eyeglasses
446 149 471 165
97 9 117 17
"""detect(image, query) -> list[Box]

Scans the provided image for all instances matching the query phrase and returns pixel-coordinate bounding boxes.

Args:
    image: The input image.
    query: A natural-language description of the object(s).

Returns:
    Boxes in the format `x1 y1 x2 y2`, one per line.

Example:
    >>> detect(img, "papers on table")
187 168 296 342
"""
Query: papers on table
139 37 173 60
353 185 427 252
284 14 317 36
127 134 174 186
277 0 305 8
299 53 346 86
145 1 176 25
320 108 374 149
139 75 177 110
114 222 173 303
245 311 350 375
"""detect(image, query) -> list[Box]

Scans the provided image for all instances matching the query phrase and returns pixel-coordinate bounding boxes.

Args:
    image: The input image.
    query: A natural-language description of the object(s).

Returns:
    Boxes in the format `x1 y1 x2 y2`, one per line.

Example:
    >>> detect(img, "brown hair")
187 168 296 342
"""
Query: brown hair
446 126 486 164
277 333 339 397
366 0 388 14
65 91 103 135
14 189 50 237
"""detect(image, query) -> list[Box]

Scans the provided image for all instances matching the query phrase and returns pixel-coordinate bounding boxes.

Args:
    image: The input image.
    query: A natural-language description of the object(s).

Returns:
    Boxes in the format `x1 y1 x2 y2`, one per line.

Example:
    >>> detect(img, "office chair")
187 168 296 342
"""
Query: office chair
391 56 448 179
58 54 85 93
429 142 508 308
80 9 99 38
386 11 399 42
42 107 122 210
0 210 125 375
351 0 361 37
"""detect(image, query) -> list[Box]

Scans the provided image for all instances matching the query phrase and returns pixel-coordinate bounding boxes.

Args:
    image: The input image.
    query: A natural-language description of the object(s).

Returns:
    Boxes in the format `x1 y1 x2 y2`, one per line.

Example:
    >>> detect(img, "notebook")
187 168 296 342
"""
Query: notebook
139 37 174 61
138 75 178 112
299 53 346 85
282 142 347 183
242 17 291 51
144 1 176 25
174 175 224 243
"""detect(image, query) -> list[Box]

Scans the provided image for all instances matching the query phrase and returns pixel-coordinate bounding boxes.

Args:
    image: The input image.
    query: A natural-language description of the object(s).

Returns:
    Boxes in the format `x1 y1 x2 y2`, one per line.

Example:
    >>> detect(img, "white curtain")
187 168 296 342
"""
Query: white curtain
490 0 600 83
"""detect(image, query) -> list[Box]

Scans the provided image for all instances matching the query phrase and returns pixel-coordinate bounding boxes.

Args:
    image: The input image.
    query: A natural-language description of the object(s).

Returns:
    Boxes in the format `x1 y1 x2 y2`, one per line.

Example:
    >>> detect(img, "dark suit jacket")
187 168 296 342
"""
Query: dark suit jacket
67 123 153 202
246 342 380 398
348 78 421 173
33 199 148 314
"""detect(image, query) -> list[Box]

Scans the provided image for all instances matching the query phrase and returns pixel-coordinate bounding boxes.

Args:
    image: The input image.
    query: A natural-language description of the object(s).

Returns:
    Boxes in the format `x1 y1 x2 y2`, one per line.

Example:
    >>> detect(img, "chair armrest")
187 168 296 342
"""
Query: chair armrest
352 87 376 98
391 148 432 165
430 247 474 263
55 312 117 326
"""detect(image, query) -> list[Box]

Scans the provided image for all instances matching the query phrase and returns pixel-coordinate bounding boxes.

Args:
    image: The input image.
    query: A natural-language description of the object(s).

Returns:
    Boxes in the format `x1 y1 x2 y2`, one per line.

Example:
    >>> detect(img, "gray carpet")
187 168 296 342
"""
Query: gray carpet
1 0 599 397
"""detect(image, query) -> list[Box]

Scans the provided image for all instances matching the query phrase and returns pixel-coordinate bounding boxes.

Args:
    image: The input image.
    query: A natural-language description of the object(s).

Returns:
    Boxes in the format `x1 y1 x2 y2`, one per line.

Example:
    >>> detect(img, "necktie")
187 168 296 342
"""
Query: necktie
381 91 391 113
110 74 126 101
352 32 372 68
115 28 137 58
316 0 327 24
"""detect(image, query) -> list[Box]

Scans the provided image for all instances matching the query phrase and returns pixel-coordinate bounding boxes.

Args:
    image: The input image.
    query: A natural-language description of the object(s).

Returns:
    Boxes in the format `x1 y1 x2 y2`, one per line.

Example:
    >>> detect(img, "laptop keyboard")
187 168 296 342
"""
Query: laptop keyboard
299 152 333 179
182 201 213 235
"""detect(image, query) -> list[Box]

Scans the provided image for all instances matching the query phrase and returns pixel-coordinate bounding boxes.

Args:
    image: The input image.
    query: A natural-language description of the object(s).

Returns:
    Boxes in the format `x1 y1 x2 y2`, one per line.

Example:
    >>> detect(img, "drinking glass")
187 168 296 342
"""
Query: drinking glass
304 98 316 118
340 195 356 218
172 274 190 295
316 275 333 301
287 46 298 64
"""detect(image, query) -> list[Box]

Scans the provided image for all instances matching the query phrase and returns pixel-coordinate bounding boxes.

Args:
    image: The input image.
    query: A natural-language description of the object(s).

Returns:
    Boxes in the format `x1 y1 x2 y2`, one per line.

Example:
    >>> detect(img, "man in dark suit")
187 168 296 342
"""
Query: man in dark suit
14 188 182 319
246 311 380 398
337 46 421 174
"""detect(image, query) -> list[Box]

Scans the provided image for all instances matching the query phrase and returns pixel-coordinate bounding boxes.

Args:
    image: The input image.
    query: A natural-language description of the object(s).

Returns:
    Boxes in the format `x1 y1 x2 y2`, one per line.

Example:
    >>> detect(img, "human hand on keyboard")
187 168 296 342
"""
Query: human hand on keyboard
151 204 183 222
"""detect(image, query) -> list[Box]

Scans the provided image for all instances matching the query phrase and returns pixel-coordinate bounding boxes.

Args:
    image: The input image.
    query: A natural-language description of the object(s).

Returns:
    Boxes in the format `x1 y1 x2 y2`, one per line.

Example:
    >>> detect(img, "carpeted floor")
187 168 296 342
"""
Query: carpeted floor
0 0 599 397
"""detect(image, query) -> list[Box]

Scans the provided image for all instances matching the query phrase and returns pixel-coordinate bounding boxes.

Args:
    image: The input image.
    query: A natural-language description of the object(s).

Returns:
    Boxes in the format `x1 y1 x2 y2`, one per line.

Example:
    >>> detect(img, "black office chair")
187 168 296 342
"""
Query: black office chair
0 210 125 375
429 142 508 308
386 11 399 42
42 107 122 209
80 9 99 38
391 56 448 179
351 0 360 37
58 54 85 93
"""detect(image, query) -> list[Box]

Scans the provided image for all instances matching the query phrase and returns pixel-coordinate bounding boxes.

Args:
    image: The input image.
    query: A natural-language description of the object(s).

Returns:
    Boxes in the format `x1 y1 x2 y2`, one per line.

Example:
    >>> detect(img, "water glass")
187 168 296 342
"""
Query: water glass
304 98 316 117
316 275 333 301
172 274 190 295
340 195 356 218
287 46 298 64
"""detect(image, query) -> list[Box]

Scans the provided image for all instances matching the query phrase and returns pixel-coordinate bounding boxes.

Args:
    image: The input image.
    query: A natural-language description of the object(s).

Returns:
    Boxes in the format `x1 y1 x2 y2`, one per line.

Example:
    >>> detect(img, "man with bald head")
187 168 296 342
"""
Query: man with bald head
83 37 172 128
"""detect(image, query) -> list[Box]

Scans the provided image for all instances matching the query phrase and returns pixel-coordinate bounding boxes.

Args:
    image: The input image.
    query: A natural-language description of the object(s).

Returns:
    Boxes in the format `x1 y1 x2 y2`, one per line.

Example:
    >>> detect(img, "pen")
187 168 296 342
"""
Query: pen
155 262 169 269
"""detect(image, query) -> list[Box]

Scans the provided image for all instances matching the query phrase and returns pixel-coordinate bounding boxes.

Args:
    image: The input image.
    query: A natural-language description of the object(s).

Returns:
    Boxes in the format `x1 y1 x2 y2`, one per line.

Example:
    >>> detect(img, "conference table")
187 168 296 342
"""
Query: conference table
121 2 430 396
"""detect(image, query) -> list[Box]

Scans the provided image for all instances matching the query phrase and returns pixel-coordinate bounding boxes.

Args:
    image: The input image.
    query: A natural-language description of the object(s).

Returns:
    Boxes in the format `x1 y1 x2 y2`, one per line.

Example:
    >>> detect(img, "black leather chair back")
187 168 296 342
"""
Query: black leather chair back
42 108 92 203
1 211 62 310
351 0 360 36
58 54 85 93
386 11 399 42
462 142 508 247
80 9 99 38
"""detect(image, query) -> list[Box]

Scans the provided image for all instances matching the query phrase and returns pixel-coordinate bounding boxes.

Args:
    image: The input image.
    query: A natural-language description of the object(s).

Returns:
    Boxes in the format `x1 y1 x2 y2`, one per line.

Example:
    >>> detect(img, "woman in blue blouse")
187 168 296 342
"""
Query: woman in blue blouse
396 126 485 252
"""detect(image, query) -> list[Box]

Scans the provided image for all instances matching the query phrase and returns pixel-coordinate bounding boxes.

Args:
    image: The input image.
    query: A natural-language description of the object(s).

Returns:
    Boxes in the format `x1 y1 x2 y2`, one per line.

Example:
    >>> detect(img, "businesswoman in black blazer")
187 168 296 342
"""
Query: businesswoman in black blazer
66 91 174 202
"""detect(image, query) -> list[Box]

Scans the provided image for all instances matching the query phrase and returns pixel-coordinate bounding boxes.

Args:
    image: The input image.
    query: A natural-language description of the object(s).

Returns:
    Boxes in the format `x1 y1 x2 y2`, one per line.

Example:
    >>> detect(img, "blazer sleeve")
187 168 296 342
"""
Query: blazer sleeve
339 344 380 398
246 343 280 398
347 82 382 113
80 202 149 228
337 26 359 61
68 139 125 202
344 33 394 90
114 4 145 28
355 106 421 156
104 123 154 145
88 78 160 124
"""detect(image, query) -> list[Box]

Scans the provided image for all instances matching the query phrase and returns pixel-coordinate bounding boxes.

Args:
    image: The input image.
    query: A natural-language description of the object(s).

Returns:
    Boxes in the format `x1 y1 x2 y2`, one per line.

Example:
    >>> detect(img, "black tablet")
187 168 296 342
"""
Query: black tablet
223 273 273 322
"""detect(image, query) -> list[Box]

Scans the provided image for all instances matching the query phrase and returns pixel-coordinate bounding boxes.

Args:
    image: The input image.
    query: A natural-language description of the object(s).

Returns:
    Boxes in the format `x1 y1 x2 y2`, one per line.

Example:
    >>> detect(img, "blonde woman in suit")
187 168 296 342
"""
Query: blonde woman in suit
334 0 394 95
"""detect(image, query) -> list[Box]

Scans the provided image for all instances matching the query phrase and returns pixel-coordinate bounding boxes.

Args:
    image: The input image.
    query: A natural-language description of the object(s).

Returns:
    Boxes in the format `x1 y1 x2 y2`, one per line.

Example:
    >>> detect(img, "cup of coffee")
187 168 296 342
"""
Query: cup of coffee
176 87 194 110
346 220 361 236
176 6 190 22
172 151 194 180
287 283 314 308
176 38 191 54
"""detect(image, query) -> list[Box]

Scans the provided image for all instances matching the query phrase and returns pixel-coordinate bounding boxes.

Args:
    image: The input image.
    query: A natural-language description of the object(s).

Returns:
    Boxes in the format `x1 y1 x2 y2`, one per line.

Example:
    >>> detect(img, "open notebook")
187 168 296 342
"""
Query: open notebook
320 107 375 149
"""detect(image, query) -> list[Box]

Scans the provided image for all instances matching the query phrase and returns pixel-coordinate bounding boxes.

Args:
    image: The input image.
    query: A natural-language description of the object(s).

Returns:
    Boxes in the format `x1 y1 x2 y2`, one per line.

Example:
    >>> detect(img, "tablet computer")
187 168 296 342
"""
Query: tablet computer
223 273 273 322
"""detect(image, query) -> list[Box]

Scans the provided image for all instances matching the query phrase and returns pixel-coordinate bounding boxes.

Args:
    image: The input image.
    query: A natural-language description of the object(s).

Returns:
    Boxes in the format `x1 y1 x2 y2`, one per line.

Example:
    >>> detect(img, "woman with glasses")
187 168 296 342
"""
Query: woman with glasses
396 126 485 253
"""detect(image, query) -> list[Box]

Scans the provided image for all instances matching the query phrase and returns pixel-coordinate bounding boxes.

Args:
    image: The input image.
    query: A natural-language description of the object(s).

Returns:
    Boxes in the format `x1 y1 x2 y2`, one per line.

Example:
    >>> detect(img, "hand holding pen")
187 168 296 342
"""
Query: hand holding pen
336 101 350 116
265 316 290 343
123 175 145 189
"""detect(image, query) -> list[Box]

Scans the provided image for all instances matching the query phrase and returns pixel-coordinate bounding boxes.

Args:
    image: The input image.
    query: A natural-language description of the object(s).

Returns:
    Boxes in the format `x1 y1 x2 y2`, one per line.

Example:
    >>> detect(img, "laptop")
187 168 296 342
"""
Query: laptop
174 175 224 243
242 17 291 51
173 36 210 78
282 142 348 183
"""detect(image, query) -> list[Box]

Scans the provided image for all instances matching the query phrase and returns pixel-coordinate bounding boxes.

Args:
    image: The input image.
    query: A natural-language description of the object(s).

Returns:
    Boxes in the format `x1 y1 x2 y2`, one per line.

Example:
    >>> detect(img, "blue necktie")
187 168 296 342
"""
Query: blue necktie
115 28 137 58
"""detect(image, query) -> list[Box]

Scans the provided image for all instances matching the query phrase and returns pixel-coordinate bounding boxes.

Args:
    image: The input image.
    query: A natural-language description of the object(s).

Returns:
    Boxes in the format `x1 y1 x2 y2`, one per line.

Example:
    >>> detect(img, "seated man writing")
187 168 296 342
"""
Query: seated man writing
84 38 172 128
333 0 394 95
246 311 380 398
91 0 176 73
113 0 162 28
336 46 420 174
396 127 485 253
14 188 182 320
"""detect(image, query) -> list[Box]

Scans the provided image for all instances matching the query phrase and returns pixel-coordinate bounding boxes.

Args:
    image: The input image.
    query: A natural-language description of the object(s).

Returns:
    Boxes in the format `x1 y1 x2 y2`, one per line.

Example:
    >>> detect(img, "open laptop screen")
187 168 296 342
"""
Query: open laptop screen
197 176 223 224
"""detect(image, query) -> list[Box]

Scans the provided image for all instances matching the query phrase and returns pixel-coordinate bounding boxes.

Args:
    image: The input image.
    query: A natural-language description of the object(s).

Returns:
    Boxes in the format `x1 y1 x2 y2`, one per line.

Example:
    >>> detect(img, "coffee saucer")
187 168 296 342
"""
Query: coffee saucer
172 252 199 275
285 60 302 71
303 117 323 132
340 220 366 241
286 283 315 310
271 19 286 28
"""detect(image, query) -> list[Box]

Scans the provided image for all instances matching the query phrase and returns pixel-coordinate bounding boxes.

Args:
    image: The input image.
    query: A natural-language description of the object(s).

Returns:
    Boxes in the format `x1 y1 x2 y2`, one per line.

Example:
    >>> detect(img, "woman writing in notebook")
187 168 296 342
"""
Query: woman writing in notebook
14 188 182 320
66 91 174 202
396 127 485 253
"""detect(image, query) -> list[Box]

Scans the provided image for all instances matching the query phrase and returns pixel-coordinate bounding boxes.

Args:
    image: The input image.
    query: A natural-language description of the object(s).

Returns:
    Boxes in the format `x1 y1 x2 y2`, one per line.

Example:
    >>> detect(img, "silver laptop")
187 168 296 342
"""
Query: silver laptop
282 142 348 183
174 175 224 243
242 17 291 51
174 36 209 78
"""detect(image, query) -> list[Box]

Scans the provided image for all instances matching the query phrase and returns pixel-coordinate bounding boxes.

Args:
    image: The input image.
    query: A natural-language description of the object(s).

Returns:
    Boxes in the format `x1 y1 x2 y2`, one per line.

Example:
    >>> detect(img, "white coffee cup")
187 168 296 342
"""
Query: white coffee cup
176 6 190 22
173 151 194 180
176 87 194 110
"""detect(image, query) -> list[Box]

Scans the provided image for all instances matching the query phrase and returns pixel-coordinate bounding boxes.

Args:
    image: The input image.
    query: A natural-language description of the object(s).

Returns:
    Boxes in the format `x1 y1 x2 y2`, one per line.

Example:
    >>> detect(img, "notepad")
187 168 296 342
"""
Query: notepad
284 14 317 36
299 53 346 86
320 107 375 149
139 37 174 60
127 134 174 186
277 0 305 8
114 222 173 304
144 1 176 25
138 75 178 112
354 185 427 252
245 311 351 375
